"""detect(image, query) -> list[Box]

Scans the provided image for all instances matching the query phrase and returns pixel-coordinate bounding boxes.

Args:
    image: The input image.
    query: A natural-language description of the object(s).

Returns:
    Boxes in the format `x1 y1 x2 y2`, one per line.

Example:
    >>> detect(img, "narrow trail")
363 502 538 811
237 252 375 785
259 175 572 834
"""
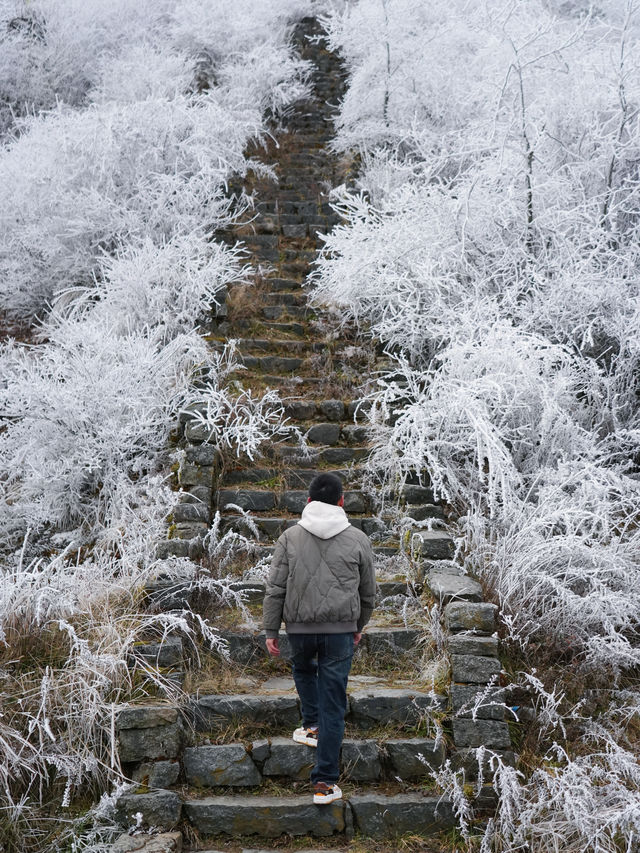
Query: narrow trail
115 18 512 851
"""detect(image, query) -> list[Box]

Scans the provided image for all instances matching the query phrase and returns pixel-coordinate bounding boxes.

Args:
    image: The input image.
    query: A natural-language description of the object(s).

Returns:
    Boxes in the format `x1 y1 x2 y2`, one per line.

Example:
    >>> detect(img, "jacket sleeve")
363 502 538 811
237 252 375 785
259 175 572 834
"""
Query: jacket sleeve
263 534 289 639
356 536 376 631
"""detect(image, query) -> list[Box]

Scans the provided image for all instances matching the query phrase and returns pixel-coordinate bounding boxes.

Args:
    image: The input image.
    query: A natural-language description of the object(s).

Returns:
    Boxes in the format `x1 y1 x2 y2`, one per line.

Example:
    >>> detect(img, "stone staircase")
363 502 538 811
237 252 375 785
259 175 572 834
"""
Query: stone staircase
111 17 514 852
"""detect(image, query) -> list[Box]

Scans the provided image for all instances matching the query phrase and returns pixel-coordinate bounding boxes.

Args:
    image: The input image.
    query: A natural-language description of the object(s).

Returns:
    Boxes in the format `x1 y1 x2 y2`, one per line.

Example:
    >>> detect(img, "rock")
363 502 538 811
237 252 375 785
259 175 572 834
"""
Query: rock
184 745 261 787
148 761 181 789
341 739 381 781
427 574 483 604
444 602 497 634
183 795 345 837
385 738 446 779
115 790 182 831
172 503 209 523
349 689 446 729
279 490 307 512
224 633 263 665
285 400 317 419
306 423 341 444
363 627 421 656
412 531 454 560
184 445 220 466
135 638 183 668
250 739 270 766
401 484 435 504
342 491 366 513
347 400 371 420
452 719 512 749
450 748 517 781
110 831 182 852
447 634 499 657
321 447 355 464
191 694 300 732
341 425 368 444
117 707 184 764
451 654 502 684
318 399 345 421
262 737 315 780
349 794 454 838
154 540 190 560
218 489 276 512
451 684 506 720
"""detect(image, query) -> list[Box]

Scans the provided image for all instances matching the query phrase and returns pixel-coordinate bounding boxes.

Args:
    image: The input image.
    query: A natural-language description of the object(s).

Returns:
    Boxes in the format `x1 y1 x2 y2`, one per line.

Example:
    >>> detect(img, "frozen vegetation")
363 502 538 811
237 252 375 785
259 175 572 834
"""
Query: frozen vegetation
312 0 640 849
0 0 309 848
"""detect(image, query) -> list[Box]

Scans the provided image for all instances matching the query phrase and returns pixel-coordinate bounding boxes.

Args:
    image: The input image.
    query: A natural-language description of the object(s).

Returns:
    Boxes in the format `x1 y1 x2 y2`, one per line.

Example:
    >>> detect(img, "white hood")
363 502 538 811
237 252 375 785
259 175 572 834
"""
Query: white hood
297 500 351 539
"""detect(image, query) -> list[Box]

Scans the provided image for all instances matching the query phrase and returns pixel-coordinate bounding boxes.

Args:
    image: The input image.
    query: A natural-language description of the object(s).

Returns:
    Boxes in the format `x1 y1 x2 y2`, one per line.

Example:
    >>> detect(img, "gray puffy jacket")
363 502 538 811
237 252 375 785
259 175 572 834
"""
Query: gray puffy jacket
263 501 376 637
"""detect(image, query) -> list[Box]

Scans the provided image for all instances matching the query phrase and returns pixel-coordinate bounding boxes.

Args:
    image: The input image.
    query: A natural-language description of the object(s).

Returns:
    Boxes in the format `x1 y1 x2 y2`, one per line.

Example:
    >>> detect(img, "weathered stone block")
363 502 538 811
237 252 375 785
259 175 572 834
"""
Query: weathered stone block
218 489 276 512
363 627 420 656
184 796 345 837
154 540 190 560
148 760 181 789
285 400 317 419
115 790 182 831
385 738 446 778
412 531 454 560
401 484 435 504
262 737 315 780
318 399 345 421
452 719 512 749
349 794 454 838
450 748 517 781
250 739 270 765
342 491 366 513
341 425 368 444
172 503 209 523
184 745 261 787
135 638 183 668
306 423 341 444
110 831 182 852
444 602 497 634
349 689 446 729
448 634 499 657
177 462 215 486
451 654 502 684
427 574 483 604
278 490 307 512
117 718 184 764
191 695 300 732
320 447 355 464
341 740 381 781
451 684 506 720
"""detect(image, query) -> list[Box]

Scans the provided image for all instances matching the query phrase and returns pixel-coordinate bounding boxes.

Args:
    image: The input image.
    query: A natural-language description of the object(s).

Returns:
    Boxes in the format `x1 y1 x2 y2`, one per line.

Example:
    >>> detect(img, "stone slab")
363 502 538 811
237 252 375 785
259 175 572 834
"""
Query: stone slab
451 654 502 684
451 684 506 720
362 627 421 656
348 689 446 729
184 745 261 787
341 739 381 781
262 737 315 780
444 602 497 634
191 694 300 732
448 633 499 657
412 531 454 560
385 738 446 778
349 794 454 838
452 719 512 749
115 790 182 831
427 573 483 603
184 796 345 837
135 638 183 668
110 831 182 852
118 721 183 764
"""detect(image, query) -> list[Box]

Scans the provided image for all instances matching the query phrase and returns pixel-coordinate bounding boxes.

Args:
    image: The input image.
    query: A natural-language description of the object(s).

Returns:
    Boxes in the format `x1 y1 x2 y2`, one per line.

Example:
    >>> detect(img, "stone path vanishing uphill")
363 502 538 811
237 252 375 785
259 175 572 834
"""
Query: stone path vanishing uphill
112 17 514 851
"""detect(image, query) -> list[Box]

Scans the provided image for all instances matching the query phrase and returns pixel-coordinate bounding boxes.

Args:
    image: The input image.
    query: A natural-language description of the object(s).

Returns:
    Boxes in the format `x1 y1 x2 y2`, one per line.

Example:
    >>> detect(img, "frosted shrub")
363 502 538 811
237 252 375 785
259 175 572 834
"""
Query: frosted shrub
0 95 261 318
0 0 175 132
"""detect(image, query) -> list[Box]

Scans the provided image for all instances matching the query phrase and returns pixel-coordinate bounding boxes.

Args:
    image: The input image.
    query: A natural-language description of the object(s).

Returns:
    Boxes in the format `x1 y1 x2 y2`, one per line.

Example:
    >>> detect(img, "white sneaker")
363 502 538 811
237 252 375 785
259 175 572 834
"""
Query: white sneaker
313 782 342 804
292 726 318 747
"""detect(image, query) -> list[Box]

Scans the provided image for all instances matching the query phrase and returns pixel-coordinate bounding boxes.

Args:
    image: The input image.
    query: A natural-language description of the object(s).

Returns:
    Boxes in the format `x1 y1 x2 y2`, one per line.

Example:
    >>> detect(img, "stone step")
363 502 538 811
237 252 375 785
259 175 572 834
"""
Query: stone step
189 687 447 733
182 736 445 788
219 515 391 540
218 338 326 355
216 488 369 514
179 792 454 840
261 304 312 321
219 466 354 488
268 444 371 466
220 626 423 665
261 321 307 337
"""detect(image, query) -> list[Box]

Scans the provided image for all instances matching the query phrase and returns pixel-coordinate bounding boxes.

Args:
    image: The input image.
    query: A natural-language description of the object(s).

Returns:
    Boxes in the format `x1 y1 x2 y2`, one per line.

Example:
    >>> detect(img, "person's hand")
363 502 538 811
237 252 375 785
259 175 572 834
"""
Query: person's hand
266 638 280 656
354 632 362 647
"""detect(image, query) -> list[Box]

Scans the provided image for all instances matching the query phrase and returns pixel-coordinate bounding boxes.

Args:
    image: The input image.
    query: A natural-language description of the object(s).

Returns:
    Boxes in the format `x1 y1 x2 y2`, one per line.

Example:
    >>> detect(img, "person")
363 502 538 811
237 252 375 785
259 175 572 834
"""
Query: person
263 472 376 805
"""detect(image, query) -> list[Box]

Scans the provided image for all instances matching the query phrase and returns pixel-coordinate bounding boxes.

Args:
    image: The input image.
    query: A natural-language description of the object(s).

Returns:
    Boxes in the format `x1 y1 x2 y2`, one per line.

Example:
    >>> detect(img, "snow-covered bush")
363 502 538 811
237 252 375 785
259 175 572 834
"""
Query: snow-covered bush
314 0 640 845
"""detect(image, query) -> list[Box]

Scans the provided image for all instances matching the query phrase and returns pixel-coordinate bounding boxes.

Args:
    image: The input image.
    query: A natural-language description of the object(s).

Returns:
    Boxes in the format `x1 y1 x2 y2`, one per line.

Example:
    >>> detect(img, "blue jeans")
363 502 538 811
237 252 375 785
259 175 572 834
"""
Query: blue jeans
288 632 355 784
